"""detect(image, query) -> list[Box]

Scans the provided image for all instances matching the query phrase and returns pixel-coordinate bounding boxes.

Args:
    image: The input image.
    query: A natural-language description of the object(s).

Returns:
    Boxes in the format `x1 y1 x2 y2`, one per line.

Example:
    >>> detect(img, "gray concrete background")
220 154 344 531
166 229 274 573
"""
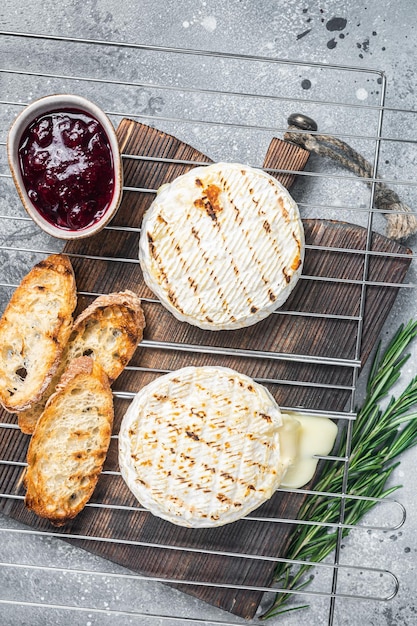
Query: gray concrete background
0 1 416 625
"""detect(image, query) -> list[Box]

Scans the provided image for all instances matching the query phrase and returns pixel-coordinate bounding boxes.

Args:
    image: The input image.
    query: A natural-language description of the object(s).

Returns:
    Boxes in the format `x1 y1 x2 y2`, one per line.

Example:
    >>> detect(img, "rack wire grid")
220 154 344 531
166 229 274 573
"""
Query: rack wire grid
0 30 415 626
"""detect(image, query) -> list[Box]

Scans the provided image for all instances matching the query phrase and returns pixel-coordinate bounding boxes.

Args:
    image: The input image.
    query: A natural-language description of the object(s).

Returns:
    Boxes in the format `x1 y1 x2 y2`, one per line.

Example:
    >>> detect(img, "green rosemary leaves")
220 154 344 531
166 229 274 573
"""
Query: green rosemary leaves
262 320 417 620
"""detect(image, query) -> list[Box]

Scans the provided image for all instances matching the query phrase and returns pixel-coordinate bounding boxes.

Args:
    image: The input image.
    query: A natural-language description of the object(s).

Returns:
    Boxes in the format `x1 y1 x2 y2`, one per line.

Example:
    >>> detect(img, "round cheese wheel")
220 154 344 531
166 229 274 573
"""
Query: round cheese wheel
118 366 289 528
139 162 304 330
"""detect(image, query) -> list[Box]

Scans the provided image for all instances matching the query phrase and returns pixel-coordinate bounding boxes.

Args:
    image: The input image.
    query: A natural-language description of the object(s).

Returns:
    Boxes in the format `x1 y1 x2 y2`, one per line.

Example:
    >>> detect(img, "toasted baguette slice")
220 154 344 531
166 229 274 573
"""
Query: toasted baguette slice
24 356 114 526
18 290 145 434
0 254 77 412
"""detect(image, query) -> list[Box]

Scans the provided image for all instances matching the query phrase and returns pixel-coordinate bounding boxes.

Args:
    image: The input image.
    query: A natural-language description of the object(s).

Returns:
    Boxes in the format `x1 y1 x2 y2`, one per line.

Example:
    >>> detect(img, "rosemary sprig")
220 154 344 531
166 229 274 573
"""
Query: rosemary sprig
261 320 417 620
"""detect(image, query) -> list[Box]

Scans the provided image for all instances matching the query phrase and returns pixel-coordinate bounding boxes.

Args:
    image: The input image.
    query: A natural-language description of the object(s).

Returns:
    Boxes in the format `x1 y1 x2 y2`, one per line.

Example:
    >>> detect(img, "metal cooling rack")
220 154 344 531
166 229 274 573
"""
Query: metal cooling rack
0 31 416 626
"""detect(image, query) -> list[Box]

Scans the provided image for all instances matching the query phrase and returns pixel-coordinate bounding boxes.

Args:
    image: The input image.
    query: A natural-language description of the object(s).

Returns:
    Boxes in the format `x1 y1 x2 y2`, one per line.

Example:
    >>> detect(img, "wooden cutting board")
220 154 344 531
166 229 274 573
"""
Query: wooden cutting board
0 119 412 620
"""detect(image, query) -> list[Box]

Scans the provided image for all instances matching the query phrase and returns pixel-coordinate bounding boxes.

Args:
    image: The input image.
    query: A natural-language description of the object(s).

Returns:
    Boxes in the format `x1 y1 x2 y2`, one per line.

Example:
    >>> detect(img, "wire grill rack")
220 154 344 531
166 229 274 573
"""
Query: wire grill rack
0 31 416 626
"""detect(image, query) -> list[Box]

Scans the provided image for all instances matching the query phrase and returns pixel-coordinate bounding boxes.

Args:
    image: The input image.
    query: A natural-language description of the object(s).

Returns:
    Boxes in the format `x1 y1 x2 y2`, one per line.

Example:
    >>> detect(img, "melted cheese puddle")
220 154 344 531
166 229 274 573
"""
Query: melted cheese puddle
279 412 338 489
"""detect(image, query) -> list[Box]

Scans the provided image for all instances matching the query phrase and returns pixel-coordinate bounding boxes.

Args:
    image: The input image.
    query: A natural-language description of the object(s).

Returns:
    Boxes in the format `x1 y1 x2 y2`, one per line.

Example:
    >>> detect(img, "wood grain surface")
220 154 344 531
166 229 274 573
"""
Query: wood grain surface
0 119 412 619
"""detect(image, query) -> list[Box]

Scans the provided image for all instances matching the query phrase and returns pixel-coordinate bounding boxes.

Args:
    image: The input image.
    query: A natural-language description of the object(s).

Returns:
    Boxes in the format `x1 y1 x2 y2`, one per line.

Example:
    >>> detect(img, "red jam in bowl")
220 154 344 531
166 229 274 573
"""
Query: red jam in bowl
18 109 115 231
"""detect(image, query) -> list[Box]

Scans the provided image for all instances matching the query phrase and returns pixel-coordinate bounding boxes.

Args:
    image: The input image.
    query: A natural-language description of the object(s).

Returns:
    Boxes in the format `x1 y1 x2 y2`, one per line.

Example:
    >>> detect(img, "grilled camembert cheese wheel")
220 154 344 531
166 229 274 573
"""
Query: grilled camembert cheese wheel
118 366 290 527
139 162 304 330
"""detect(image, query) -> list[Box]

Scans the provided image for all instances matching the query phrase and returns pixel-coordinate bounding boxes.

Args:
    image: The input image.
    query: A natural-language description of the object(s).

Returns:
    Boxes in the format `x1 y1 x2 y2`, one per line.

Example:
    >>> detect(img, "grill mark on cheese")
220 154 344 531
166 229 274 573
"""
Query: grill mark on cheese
147 217 210 319
255 185 299 268
210 375 257 511
223 170 301 298
216 493 233 505
268 288 277 302
292 230 303 270
157 211 235 321
193 183 223 221
263 220 271 233
212 175 263 314
188 224 236 321
179 173 263 322
147 383 228 503
123 368 281 523
259 412 273 423
186 430 200 441
210 170 299 311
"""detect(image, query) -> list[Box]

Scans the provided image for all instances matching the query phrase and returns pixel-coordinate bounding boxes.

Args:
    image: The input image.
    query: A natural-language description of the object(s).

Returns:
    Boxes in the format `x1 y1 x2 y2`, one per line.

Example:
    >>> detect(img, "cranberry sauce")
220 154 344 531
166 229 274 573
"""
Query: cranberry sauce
18 108 115 231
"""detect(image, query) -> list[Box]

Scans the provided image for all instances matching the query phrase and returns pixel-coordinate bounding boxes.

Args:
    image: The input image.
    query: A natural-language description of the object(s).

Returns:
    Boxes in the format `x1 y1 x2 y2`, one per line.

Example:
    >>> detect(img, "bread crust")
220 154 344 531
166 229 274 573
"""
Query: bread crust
69 290 145 381
24 356 114 526
18 290 145 434
0 254 77 412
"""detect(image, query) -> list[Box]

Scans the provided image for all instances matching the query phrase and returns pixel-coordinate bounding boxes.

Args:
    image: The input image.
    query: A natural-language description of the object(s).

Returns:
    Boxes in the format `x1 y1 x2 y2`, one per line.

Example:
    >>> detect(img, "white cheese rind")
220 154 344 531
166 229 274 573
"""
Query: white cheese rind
139 162 304 330
118 366 288 527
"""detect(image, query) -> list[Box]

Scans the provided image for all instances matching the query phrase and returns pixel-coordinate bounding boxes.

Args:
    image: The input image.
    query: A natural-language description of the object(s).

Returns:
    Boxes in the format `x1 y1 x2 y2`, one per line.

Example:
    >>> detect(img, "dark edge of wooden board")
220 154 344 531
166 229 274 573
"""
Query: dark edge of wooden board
0 119 412 620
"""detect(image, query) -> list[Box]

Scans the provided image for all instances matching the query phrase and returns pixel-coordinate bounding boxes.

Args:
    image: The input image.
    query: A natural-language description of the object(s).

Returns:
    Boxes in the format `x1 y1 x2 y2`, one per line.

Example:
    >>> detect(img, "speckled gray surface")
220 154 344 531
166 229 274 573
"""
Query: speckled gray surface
0 1 416 625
